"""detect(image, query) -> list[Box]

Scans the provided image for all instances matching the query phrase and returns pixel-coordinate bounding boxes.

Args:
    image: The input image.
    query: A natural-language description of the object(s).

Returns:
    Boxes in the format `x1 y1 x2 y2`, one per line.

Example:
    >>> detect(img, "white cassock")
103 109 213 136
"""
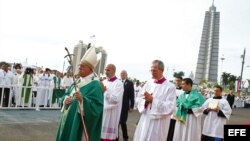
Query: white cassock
202 98 232 138
134 85 142 109
13 73 22 105
173 94 204 141
101 77 124 140
134 79 176 141
38 74 53 106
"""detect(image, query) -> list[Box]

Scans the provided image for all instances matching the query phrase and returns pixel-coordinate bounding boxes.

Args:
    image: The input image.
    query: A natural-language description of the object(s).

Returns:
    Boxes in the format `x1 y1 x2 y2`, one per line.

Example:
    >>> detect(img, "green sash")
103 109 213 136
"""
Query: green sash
53 76 61 89
176 90 205 124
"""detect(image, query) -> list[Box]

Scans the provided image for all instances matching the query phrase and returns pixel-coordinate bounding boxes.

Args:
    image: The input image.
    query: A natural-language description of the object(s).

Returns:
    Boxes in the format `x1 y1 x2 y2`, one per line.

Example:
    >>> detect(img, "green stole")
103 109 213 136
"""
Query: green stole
53 76 61 89
21 74 33 103
52 77 63 104
56 80 103 141
176 89 205 124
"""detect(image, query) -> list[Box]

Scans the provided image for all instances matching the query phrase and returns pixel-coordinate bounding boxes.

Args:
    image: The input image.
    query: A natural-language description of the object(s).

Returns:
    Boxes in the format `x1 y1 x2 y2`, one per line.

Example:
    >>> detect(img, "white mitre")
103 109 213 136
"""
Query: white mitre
80 46 97 70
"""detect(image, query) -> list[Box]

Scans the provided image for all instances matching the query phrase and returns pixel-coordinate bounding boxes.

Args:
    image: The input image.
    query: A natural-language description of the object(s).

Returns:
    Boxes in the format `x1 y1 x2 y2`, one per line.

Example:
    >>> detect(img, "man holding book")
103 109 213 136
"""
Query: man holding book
201 85 232 141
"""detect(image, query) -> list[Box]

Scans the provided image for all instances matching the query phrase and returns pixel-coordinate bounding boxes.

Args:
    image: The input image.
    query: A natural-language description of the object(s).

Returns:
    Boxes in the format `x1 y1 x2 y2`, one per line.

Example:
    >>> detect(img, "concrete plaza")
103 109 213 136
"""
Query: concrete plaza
0 108 249 141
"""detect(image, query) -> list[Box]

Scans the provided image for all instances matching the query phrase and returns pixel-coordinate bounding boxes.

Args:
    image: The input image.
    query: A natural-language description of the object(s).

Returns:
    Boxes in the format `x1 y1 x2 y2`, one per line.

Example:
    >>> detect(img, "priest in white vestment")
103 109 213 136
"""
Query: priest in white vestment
101 64 124 141
38 68 53 107
134 81 142 110
173 78 205 141
62 72 73 90
167 76 184 141
201 85 232 141
134 60 176 141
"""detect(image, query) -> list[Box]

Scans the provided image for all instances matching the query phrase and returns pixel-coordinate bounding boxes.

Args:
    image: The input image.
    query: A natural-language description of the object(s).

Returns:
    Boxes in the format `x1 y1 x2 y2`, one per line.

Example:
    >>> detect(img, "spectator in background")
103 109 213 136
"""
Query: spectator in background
62 72 73 90
226 90 235 109
119 70 134 141
0 63 15 107
134 80 142 110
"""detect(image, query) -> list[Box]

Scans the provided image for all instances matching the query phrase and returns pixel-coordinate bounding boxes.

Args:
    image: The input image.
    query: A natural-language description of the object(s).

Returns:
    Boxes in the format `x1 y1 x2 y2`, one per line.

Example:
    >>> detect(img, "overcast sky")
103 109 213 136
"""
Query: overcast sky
0 0 250 82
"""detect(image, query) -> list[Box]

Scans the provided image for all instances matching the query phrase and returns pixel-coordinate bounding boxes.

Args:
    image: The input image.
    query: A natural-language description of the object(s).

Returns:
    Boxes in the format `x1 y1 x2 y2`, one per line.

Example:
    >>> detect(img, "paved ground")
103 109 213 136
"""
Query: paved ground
0 108 249 141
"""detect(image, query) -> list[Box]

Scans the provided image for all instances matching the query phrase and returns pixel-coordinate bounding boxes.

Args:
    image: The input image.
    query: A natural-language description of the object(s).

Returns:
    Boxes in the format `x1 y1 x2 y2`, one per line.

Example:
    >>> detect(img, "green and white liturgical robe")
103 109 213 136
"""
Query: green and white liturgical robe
20 74 33 106
52 76 64 104
56 73 103 141
173 90 205 141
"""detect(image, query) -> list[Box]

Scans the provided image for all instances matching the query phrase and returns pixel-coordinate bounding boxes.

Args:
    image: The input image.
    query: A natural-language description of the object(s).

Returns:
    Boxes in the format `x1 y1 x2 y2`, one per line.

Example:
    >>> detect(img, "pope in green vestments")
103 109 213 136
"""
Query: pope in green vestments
56 78 103 141
56 46 104 141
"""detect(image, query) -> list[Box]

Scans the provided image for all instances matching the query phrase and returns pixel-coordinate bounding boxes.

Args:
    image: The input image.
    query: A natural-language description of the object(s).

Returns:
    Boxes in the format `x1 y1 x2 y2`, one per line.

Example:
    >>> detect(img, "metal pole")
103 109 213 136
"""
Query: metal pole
62 61 65 74
220 56 225 85
239 48 246 94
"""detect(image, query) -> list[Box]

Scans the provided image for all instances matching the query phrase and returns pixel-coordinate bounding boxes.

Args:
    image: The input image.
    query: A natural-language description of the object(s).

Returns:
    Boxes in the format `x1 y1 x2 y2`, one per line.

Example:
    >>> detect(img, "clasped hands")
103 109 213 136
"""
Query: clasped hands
144 91 153 103
65 91 83 106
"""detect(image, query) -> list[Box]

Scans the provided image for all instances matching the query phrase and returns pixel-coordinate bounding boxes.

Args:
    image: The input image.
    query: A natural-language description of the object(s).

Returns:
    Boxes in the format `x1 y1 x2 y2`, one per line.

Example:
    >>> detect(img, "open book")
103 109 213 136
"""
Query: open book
208 99 219 109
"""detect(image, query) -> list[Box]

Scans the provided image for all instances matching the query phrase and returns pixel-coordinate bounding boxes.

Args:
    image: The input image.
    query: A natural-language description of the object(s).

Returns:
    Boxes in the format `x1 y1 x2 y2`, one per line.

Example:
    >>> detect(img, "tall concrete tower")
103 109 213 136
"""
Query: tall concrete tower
72 40 88 74
195 1 220 83
95 47 108 76
72 40 107 76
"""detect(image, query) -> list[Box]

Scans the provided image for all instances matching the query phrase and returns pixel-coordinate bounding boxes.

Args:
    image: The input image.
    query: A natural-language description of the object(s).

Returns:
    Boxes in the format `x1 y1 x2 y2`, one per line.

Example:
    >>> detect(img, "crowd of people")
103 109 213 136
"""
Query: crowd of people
0 62 75 108
54 46 239 141
200 88 250 108
1 48 248 141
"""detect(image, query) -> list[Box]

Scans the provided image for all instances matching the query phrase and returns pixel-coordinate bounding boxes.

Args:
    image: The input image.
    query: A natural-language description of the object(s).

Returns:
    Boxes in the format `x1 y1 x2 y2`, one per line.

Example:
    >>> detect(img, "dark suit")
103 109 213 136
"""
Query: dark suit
226 93 235 108
119 79 134 140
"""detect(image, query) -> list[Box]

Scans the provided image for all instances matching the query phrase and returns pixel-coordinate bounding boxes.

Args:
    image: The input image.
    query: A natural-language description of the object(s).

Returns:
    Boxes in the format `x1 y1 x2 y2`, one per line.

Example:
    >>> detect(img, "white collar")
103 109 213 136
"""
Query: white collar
77 73 95 88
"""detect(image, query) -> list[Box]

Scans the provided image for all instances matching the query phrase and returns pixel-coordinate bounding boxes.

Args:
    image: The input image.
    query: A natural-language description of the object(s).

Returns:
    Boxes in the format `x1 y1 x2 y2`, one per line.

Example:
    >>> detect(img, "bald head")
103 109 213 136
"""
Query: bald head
105 64 116 78
120 70 128 80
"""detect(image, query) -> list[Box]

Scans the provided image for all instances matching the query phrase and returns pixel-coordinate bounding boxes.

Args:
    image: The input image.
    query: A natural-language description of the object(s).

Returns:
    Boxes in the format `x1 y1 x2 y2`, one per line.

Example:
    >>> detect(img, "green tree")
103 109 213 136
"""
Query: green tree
221 72 231 86
0 61 10 67
228 75 237 83
228 81 235 90
173 71 185 78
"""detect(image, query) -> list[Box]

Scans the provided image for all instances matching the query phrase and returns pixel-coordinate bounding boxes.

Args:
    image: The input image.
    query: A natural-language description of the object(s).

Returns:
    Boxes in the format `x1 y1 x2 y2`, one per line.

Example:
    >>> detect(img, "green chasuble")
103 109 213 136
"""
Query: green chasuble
56 80 103 141
176 89 205 124
21 74 33 103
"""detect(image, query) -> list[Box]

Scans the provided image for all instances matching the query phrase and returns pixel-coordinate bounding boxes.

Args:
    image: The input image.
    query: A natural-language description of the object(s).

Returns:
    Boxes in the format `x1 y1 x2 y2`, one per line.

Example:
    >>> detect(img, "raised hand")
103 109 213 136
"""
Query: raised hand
65 97 73 106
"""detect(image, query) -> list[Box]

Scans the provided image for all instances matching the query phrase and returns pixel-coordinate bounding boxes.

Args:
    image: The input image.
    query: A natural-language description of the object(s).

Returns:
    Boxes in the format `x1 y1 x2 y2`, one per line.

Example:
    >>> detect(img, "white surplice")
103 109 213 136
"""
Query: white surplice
101 78 124 140
202 98 232 138
134 79 176 141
